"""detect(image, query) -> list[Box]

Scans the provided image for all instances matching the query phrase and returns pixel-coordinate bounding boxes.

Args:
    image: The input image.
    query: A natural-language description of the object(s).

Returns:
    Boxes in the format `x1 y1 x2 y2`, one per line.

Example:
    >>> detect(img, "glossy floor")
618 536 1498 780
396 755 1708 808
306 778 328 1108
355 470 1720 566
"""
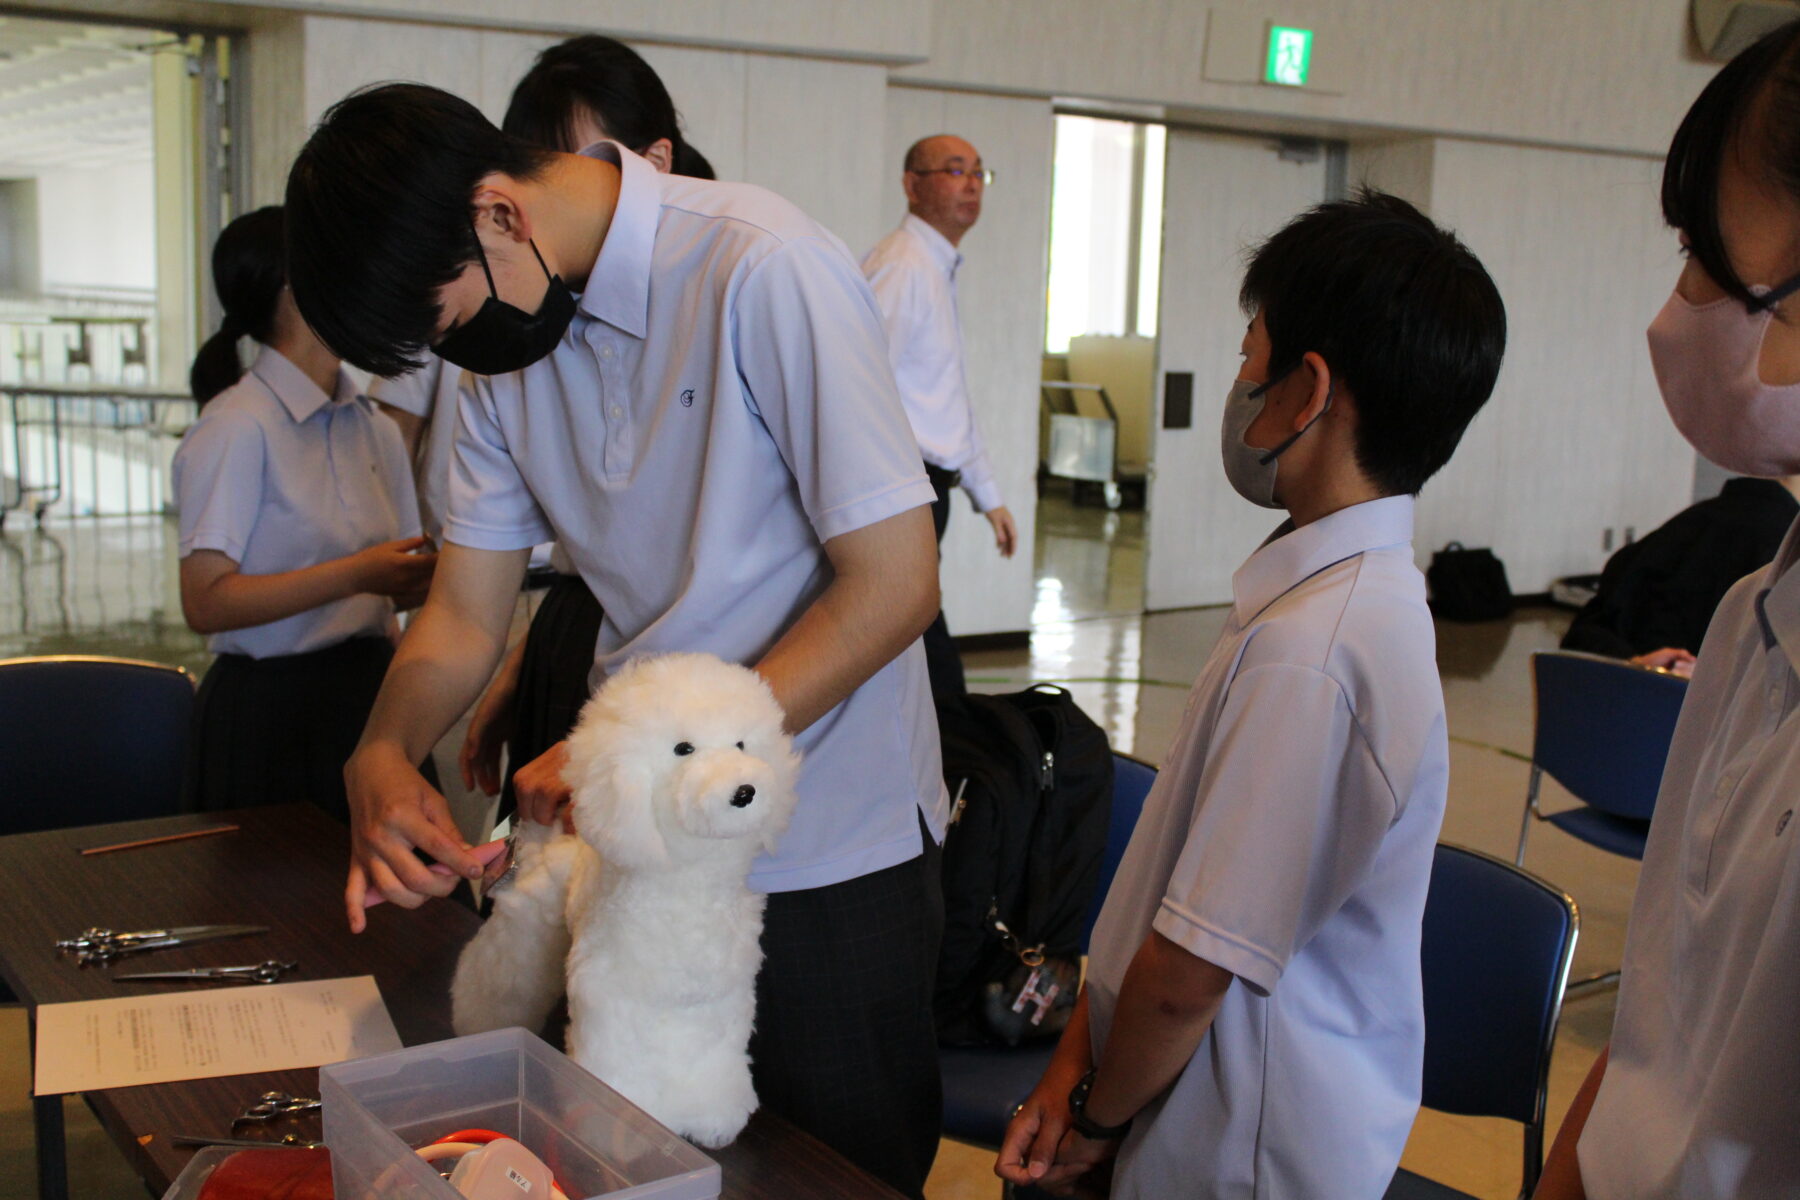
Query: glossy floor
0 513 1629 1200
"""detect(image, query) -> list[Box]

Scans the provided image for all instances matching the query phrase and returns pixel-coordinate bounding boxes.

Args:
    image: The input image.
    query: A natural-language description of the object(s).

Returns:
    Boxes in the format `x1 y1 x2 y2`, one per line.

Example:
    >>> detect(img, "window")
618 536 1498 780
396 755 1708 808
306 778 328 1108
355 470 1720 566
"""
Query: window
1044 115 1166 353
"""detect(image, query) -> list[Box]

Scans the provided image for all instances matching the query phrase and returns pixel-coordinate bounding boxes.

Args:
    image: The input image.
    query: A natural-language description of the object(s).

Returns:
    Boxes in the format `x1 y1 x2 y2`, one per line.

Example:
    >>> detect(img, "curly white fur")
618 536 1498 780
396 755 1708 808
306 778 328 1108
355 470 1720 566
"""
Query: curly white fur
450 653 801 1148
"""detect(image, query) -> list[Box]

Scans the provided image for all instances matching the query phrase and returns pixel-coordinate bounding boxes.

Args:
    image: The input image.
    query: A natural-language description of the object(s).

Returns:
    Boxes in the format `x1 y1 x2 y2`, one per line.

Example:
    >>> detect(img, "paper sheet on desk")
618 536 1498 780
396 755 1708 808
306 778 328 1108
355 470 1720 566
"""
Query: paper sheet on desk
32 975 401 1095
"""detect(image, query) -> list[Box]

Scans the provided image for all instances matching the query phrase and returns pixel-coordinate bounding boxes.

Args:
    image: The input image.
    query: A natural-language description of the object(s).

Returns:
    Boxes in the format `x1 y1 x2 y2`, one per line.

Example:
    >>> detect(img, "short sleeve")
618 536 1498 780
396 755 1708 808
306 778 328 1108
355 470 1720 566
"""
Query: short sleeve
1151 663 1398 995
366 358 441 419
441 375 553 551
733 236 934 543
367 403 424 540
171 406 266 563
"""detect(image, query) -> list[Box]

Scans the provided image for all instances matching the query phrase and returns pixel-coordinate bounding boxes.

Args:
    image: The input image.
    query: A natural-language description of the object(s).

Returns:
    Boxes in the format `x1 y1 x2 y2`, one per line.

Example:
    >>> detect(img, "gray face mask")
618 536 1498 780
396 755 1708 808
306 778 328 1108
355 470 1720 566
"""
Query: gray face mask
1219 372 1332 509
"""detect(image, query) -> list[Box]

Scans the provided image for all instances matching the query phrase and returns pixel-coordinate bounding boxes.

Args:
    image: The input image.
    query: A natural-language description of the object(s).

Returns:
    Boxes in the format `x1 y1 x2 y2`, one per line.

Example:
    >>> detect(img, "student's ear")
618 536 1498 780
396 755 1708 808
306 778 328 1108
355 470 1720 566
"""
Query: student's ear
1294 351 1335 431
639 138 674 174
470 177 534 244
901 170 923 209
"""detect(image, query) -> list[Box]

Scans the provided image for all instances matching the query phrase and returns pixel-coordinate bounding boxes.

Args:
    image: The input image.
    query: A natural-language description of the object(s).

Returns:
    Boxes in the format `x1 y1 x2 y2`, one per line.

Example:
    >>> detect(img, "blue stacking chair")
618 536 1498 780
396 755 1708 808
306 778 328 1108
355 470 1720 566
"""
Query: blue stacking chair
1514 650 1684 992
939 752 1156 1151
1387 844 1579 1200
0 654 196 836
0 654 195 1200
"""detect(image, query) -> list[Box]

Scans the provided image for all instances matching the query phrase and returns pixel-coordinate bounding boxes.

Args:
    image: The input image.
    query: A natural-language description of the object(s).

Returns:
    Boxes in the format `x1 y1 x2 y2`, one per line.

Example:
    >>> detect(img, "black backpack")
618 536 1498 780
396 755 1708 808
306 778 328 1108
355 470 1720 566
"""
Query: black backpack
1426 542 1515 621
934 685 1112 1046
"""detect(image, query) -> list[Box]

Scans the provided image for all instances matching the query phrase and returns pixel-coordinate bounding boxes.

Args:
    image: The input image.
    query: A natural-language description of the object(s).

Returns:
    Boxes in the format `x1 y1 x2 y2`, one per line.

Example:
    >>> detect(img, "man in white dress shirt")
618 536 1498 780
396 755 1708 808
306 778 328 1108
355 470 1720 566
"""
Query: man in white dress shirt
863 134 1016 696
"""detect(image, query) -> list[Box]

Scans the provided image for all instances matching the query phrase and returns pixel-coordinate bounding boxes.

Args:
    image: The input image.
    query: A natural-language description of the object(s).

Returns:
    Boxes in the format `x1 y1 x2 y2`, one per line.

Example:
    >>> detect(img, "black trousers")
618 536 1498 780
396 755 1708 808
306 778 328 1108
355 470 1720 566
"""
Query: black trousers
500 573 605 823
749 819 945 1198
184 635 408 823
923 465 968 701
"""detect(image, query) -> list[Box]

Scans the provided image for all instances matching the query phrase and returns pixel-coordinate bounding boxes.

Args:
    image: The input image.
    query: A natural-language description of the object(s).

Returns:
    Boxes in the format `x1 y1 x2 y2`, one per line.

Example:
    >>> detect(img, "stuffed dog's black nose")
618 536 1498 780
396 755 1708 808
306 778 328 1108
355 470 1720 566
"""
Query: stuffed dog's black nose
731 785 756 808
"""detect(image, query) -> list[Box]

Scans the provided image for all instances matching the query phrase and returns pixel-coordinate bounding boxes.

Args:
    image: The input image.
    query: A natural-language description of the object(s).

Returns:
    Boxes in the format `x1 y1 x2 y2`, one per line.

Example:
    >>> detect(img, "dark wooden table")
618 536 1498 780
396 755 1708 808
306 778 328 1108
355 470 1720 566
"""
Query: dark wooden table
0 806 901 1200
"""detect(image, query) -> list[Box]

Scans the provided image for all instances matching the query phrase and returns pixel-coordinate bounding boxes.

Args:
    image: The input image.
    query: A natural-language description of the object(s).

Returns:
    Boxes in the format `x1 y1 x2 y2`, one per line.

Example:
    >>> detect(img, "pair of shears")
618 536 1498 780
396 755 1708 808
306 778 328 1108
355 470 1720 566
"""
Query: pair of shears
114 960 298 986
56 924 267 965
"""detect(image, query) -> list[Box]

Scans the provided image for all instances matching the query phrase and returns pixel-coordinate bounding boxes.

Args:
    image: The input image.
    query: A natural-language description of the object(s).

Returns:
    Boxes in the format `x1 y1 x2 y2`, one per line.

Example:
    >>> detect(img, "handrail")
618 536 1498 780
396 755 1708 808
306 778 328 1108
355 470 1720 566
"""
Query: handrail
2 387 197 526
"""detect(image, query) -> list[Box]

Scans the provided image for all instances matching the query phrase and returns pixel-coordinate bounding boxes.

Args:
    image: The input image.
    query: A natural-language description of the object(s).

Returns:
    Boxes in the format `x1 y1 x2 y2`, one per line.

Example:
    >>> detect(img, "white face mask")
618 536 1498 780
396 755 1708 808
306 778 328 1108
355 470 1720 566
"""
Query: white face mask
1648 274 1800 477
1219 374 1332 508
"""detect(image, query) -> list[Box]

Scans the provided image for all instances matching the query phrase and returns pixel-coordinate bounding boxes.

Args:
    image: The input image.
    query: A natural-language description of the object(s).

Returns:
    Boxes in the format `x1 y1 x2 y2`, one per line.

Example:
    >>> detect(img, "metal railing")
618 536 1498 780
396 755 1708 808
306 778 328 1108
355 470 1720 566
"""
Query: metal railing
1 385 196 526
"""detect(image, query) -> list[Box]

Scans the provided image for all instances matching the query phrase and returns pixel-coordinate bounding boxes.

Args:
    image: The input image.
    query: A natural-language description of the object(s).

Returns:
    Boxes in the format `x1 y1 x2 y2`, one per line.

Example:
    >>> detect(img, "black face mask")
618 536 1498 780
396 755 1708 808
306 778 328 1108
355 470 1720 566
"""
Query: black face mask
433 229 576 375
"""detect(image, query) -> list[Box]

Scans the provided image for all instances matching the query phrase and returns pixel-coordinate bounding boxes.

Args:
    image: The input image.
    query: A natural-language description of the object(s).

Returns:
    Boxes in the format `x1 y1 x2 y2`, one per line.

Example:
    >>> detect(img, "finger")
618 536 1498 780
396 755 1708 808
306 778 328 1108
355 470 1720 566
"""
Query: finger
995 1111 1040 1177
404 805 486 880
1027 1118 1068 1178
378 820 477 891
389 536 430 553
345 863 371 932
367 855 430 910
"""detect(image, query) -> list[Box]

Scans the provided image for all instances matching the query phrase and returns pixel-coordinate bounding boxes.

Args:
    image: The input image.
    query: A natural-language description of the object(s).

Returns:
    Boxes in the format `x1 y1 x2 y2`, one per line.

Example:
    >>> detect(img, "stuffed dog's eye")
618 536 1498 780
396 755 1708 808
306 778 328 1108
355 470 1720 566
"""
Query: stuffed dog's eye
736 741 744 751
674 742 695 756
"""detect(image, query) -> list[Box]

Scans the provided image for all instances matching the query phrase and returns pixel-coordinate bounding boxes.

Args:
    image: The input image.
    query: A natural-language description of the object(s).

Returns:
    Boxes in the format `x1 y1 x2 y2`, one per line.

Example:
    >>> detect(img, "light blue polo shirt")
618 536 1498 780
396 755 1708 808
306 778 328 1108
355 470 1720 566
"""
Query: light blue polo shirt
172 343 420 659
444 141 945 893
1086 495 1447 1198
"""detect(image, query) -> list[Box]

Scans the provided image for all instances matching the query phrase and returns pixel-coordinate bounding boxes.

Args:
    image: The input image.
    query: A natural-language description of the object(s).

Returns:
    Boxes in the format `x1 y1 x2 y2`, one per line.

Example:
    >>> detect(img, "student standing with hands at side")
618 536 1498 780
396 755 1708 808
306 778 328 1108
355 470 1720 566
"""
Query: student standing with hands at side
998 193 1506 1198
1535 20 1800 1200
174 206 435 821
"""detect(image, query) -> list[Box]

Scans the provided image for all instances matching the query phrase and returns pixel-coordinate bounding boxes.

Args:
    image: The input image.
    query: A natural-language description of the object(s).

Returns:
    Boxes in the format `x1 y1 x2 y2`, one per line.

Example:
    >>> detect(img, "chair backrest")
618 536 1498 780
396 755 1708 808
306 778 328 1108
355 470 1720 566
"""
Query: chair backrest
0 655 196 835
1419 843 1577 1187
1530 650 1687 821
1081 752 1156 950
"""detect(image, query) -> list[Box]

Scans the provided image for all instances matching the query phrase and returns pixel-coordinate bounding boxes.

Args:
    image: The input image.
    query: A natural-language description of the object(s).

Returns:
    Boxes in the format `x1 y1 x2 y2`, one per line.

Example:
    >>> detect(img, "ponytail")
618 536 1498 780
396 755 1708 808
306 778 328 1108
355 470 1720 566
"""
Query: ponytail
190 206 286 406
671 138 716 181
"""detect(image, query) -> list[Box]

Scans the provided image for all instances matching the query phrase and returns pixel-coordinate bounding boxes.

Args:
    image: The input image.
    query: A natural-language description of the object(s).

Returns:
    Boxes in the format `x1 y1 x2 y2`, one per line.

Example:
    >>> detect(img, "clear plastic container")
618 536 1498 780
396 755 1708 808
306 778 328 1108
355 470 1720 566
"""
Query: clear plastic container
319 1027 721 1200
160 1147 234 1198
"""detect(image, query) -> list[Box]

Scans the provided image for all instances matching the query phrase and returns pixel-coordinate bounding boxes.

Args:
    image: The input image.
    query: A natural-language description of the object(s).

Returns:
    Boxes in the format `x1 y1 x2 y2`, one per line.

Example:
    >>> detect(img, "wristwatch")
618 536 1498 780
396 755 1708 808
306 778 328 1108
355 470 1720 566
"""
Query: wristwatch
1067 1068 1132 1141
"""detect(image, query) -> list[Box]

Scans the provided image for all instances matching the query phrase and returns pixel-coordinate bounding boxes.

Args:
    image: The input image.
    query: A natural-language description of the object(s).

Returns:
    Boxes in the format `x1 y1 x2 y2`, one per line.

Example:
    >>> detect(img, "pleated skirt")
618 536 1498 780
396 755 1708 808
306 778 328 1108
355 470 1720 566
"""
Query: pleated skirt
183 634 396 823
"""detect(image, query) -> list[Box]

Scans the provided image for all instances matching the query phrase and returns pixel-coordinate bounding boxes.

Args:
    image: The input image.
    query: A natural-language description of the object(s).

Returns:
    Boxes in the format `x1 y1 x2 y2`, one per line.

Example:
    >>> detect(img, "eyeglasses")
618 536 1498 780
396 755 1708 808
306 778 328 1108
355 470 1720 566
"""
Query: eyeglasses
910 166 995 185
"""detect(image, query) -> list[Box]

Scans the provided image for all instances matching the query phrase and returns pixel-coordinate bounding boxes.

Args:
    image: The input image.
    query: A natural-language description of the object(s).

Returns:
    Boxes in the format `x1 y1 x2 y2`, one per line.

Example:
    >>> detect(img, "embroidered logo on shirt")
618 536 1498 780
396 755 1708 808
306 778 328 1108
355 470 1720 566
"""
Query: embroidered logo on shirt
680 389 695 408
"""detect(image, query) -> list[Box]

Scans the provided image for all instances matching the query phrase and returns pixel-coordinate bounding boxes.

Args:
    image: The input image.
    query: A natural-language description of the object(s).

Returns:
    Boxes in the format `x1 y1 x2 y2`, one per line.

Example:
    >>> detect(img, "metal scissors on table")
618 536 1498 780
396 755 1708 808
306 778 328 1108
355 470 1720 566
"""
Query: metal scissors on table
55 924 267 965
235 1090 321 1124
113 960 298 985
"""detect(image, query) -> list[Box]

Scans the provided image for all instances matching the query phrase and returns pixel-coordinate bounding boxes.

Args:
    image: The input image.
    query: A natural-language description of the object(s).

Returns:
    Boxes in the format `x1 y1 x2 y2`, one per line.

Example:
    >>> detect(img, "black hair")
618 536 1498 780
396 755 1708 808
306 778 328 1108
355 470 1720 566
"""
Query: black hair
502 36 715 179
285 83 556 377
190 206 285 406
1240 188 1507 496
1662 19 1800 309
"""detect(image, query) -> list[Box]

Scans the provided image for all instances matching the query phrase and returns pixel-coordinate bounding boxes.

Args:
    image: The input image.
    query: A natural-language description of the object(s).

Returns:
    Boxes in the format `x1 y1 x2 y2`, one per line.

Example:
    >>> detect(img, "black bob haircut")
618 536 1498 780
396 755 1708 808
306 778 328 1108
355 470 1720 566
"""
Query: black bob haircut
503 35 715 179
1662 19 1800 310
285 83 555 377
1240 189 1506 497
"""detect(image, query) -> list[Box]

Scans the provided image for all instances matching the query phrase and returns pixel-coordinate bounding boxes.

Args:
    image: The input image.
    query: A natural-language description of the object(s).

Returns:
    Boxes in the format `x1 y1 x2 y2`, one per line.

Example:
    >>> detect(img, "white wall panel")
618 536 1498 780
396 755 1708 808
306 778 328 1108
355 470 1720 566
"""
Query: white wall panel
1145 129 1328 611
236 0 930 65
902 0 1716 158
879 86 1052 637
244 15 307 209
741 55 886 254
634 42 749 183
301 16 481 122
1418 139 1693 592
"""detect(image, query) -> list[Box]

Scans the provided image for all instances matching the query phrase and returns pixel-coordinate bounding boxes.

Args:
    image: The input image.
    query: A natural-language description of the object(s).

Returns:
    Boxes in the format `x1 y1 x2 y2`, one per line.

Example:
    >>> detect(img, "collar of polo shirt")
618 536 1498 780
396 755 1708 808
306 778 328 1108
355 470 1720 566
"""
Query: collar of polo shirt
1230 494 1415 623
574 141 658 339
247 343 360 424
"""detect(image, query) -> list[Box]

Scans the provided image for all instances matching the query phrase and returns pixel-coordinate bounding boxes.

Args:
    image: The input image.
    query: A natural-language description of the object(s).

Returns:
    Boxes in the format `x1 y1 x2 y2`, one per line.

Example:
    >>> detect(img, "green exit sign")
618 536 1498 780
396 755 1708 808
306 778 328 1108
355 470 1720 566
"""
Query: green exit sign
1265 25 1314 87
